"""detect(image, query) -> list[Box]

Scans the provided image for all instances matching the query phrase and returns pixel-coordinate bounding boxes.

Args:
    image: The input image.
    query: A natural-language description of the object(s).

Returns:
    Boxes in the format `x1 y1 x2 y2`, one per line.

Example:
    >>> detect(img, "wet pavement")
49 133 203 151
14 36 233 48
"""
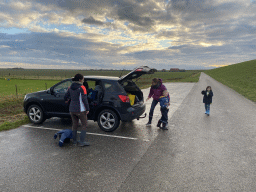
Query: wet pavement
0 82 194 192
119 73 256 192
1 73 256 192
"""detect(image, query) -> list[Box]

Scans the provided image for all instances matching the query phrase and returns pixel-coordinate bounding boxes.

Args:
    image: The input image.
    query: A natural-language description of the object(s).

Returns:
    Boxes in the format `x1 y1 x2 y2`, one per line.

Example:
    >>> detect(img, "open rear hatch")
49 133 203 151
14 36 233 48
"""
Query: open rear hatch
119 66 156 83
118 66 156 105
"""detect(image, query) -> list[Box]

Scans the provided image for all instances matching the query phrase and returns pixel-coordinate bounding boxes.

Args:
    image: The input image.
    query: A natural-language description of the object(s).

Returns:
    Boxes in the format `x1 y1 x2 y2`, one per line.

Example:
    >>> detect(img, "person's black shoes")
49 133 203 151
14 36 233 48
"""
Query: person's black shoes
78 141 90 147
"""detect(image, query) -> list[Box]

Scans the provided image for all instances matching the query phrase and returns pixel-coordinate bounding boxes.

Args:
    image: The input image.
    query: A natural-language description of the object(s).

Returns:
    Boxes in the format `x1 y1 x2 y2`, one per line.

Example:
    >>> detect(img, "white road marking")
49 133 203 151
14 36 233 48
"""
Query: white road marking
23 125 60 131
23 124 150 142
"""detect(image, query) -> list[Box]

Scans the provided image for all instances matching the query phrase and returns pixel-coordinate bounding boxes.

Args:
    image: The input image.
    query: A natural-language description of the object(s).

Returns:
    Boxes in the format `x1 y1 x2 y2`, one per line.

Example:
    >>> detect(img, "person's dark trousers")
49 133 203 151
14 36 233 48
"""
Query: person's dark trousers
160 107 169 124
70 112 89 146
148 99 159 124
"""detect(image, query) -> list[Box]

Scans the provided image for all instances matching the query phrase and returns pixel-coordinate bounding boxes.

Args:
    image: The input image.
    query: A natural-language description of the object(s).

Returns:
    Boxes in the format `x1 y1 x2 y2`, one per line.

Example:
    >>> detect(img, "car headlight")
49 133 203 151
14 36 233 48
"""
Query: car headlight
24 95 28 101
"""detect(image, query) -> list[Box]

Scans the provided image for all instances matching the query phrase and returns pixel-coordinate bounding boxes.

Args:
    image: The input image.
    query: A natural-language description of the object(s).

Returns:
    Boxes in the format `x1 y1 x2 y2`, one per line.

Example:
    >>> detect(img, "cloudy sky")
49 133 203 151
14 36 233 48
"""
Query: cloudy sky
0 0 255 70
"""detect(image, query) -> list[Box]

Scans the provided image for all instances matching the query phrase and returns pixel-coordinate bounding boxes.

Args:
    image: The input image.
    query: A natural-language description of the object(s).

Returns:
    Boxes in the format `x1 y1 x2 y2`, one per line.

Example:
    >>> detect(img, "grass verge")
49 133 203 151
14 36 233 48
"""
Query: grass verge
0 116 30 131
204 60 256 102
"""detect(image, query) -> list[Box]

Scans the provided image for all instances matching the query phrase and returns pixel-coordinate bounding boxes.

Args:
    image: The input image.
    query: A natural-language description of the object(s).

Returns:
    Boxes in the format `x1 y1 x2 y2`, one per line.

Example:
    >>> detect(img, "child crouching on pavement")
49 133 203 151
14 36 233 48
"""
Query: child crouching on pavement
157 90 170 130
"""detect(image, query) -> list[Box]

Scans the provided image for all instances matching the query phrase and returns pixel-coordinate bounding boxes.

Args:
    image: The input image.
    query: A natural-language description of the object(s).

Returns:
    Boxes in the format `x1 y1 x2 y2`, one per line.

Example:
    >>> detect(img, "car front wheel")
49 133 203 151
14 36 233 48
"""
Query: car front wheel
97 109 120 132
27 105 45 124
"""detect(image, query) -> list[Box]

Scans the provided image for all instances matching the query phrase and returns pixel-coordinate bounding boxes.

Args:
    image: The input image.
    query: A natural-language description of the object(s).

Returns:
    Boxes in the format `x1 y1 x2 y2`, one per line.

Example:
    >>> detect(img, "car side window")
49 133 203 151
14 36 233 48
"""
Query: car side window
53 80 72 93
103 82 122 92
86 80 96 90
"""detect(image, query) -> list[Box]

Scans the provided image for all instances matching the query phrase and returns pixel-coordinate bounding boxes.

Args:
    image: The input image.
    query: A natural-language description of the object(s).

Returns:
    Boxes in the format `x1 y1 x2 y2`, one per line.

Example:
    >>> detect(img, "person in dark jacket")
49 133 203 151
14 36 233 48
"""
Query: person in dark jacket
64 74 90 146
146 78 167 126
201 86 213 116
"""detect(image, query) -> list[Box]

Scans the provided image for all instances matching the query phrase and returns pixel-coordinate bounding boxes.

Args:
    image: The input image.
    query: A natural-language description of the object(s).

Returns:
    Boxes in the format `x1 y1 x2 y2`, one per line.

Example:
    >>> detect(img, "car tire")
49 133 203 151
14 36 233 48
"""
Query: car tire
97 109 120 132
27 105 46 124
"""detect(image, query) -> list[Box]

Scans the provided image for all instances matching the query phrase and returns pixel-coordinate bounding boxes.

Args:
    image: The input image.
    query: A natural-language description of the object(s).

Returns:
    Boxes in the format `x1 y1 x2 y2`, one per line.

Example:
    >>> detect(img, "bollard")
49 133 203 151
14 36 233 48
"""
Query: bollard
15 84 18 98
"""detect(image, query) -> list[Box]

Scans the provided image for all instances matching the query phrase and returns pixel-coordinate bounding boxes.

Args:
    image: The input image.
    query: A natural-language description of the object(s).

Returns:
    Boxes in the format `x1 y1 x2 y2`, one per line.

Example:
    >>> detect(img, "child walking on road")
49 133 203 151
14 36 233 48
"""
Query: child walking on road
201 86 213 116
157 90 170 130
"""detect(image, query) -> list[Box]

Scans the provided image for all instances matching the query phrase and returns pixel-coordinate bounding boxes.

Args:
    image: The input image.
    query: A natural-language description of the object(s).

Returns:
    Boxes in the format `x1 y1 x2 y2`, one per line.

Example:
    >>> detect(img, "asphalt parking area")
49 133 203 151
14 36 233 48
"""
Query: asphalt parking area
1 125 153 192
0 83 195 192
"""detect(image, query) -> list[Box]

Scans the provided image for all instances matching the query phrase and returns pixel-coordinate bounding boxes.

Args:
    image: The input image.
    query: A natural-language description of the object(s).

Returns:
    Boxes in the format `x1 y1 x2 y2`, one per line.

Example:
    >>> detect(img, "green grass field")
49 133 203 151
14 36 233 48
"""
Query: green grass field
0 79 60 96
204 60 256 102
0 70 202 96
0 68 202 80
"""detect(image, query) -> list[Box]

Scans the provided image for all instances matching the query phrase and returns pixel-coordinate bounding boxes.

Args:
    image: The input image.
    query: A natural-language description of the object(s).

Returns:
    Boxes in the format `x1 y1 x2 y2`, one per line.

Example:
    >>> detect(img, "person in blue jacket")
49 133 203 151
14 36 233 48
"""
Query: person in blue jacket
157 90 170 130
54 129 73 147
201 86 213 116
64 74 90 147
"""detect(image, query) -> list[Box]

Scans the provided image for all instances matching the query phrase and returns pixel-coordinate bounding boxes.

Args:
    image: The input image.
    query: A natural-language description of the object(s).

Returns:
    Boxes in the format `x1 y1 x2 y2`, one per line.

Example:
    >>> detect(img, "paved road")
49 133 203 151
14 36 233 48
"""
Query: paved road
1 73 256 192
0 82 194 192
119 73 256 191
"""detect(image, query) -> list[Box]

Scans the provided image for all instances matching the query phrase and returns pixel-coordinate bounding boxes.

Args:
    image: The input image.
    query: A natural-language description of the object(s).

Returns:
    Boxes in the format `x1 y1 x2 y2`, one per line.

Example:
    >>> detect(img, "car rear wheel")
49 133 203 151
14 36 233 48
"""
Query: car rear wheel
97 109 120 132
27 105 45 124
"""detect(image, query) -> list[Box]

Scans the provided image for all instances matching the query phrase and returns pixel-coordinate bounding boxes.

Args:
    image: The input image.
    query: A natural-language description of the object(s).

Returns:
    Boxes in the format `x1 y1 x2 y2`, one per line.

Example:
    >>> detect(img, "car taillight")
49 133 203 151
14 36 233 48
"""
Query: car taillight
118 95 130 103
135 68 143 72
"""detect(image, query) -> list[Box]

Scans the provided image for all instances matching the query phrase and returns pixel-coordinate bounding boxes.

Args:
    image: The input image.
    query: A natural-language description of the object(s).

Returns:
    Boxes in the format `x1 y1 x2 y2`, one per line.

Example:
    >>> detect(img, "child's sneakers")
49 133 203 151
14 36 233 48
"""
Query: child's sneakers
160 123 168 130
157 120 162 127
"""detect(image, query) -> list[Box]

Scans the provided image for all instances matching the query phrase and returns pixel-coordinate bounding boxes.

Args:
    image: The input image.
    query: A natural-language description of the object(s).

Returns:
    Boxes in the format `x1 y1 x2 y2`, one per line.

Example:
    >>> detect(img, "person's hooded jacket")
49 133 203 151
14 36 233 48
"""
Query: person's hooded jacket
64 82 89 113
201 90 213 104
148 79 167 101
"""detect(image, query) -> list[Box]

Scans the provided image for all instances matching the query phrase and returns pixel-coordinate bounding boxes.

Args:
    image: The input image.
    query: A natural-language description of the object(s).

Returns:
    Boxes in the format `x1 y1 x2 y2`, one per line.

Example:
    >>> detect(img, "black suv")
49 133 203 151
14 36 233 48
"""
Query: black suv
23 66 155 132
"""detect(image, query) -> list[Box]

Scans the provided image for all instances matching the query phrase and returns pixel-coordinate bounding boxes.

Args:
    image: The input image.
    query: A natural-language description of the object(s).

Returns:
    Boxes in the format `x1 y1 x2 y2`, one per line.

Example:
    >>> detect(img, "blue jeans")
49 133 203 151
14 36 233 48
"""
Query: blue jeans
205 104 210 114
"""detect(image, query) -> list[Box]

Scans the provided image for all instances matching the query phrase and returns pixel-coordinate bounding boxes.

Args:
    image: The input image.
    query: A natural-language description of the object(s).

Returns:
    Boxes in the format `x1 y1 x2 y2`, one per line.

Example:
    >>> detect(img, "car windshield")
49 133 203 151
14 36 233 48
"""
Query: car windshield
53 80 72 93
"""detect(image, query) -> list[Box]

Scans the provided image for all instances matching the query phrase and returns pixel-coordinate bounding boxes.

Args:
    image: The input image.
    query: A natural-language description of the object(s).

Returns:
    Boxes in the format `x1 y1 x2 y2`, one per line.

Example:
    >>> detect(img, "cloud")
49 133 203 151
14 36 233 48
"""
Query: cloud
0 45 10 49
82 16 104 25
112 60 137 65
209 64 229 67
0 0 255 70
116 3 154 27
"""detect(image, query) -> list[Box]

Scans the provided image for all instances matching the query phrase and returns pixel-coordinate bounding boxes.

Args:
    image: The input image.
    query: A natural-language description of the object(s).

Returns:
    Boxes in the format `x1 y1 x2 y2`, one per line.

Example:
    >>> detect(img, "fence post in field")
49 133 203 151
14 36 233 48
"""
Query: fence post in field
15 84 18 98
45 83 47 90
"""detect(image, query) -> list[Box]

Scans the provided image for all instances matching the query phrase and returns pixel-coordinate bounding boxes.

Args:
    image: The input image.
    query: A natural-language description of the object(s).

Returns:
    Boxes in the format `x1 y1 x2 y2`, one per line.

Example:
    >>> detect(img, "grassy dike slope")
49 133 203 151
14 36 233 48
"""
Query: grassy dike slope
204 60 256 102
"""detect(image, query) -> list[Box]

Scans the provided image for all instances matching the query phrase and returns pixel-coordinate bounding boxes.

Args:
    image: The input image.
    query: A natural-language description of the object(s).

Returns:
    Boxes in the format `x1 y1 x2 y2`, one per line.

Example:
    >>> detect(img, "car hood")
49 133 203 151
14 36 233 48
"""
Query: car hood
119 66 156 82
25 90 48 98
